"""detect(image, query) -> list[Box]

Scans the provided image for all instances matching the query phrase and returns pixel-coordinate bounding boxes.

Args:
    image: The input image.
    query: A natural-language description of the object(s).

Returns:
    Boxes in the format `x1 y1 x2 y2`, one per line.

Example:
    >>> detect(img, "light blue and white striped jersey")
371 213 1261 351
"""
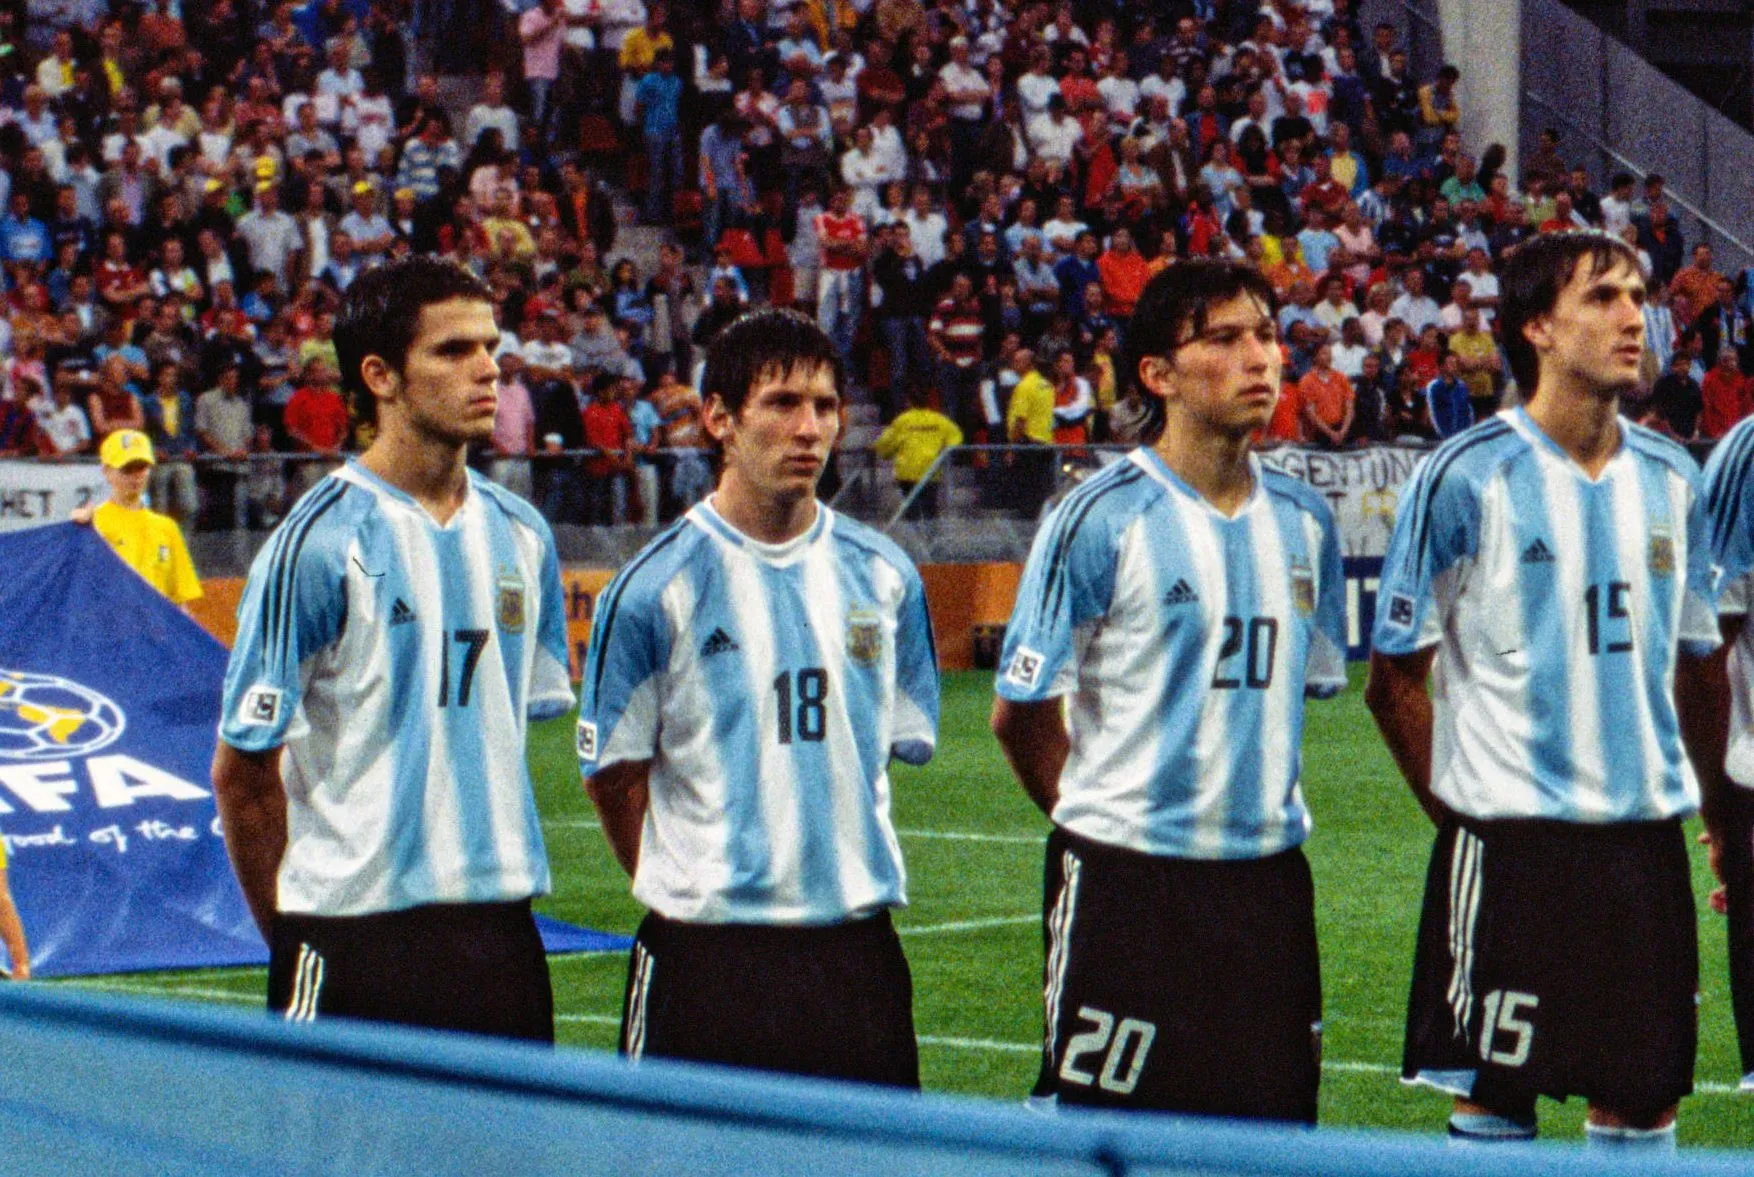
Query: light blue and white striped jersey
996 448 1347 860
1702 414 1754 789
578 500 939 925
1374 408 1719 822
219 462 575 916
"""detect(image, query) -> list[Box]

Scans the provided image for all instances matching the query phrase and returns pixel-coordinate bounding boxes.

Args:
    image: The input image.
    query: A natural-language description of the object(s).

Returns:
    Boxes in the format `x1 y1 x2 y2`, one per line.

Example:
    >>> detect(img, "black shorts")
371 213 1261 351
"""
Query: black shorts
1036 827 1323 1123
621 909 918 1089
1715 787 1754 1074
267 899 554 1043
1404 817 1696 1114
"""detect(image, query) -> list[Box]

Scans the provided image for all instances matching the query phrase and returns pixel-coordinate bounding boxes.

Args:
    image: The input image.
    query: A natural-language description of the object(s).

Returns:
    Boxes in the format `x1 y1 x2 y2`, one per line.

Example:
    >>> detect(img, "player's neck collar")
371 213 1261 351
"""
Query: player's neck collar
1132 446 1262 519
693 495 828 560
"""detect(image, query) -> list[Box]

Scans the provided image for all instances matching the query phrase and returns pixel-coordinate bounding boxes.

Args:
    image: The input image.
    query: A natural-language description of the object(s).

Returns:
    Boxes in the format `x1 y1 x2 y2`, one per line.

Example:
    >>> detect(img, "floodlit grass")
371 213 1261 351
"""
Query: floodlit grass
68 669 1754 1147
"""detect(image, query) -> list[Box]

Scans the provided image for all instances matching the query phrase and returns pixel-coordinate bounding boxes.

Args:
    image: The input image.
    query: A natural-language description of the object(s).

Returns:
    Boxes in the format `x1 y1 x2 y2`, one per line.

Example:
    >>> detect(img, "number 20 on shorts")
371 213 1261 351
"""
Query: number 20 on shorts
1059 1006 1158 1095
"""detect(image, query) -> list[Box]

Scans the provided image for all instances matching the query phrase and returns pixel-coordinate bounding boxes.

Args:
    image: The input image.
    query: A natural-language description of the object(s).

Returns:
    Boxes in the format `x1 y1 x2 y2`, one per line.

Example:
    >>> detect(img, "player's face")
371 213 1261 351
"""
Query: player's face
1528 255 1646 400
390 298 501 445
709 362 840 506
1152 292 1282 436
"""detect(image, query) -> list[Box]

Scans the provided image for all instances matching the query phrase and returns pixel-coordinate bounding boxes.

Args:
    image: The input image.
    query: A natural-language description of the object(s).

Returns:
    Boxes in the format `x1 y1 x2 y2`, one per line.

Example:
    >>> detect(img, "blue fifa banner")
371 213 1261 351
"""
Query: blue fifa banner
0 525 624 978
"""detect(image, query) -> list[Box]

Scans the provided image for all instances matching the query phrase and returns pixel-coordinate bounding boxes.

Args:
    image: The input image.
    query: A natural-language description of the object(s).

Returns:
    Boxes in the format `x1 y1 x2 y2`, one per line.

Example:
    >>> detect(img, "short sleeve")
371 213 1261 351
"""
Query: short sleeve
1680 470 1724 658
527 528 577 721
218 493 350 751
577 566 671 774
164 522 202 605
890 565 939 765
1371 453 1478 657
1306 506 1348 697
996 491 1119 701
1704 422 1754 616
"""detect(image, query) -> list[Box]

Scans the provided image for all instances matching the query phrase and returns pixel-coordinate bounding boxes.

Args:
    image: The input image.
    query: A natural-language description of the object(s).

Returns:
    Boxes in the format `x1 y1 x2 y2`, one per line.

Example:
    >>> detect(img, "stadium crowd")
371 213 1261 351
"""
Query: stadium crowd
3 0 1754 532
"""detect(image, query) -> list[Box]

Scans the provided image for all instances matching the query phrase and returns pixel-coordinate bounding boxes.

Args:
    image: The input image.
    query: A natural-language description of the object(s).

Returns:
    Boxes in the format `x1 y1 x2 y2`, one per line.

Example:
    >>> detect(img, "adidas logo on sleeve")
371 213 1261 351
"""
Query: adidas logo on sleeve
700 627 740 658
389 598 418 626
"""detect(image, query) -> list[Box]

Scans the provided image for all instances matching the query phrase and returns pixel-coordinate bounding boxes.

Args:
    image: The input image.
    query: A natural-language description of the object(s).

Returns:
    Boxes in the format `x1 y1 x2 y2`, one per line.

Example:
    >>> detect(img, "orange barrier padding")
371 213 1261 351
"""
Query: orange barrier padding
190 564 1025 675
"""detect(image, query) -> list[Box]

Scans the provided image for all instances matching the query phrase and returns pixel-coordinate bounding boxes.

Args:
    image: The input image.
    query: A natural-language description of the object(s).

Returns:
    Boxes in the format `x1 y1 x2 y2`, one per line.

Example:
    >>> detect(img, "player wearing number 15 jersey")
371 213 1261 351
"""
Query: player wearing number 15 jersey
214 259 574 1042
1369 233 1719 1148
993 262 1347 1123
579 310 939 1087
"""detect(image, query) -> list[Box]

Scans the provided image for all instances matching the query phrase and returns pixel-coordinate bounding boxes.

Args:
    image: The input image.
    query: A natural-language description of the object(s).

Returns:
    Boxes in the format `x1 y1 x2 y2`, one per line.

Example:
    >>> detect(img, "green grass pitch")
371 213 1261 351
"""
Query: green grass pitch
64 669 1754 1147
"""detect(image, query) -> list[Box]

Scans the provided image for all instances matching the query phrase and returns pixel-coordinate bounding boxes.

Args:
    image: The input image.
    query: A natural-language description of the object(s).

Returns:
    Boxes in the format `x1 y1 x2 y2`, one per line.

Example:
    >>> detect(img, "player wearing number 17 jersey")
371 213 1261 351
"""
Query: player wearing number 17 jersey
1369 233 1720 1148
579 310 939 1087
213 259 574 1041
993 262 1347 1123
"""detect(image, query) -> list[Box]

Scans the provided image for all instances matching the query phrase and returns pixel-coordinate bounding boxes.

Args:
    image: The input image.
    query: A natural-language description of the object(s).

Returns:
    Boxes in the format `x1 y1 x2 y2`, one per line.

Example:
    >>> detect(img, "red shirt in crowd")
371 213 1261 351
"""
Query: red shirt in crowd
283 385 350 451
582 397 633 478
1700 363 1754 439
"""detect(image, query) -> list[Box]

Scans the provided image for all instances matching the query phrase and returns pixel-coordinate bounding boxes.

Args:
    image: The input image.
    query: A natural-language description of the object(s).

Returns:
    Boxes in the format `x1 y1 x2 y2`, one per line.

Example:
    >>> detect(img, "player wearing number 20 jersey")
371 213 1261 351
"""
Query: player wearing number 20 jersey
580 309 938 1088
993 262 1344 1124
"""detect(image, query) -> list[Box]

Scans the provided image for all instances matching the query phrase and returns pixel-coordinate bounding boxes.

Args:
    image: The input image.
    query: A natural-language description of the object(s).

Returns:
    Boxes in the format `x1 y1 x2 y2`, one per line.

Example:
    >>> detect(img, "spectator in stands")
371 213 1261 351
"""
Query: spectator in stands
87 354 147 444
874 382 962 519
1645 350 1703 442
635 49 685 226
1637 200 1685 287
194 359 254 530
1701 344 1754 440
872 224 932 421
1449 305 1501 421
1423 350 1473 439
1298 342 1353 449
582 370 634 524
144 361 200 526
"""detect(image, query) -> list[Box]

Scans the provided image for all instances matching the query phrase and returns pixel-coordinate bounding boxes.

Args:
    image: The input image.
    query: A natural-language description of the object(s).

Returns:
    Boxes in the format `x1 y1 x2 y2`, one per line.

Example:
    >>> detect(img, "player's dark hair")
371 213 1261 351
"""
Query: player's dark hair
1499 231 1642 395
700 307 845 420
1121 260 1278 444
333 256 494 426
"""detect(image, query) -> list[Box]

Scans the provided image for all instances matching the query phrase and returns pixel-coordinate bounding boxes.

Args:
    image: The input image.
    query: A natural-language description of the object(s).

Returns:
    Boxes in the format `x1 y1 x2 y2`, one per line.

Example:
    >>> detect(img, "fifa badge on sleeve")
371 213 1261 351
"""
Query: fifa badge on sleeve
846 607 883 665
1290 558 1316 617
496 569 527 633
1648 526 1675 580
577 718 598 761
239 684 283 727
1005 646 1045 690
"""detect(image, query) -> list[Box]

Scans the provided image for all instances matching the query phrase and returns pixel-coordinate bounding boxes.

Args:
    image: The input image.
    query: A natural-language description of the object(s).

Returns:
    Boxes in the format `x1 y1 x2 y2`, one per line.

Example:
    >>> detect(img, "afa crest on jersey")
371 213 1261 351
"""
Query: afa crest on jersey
497 570 526 633
1648 526 1675 580
847 608 882 665
1290 558 1316 617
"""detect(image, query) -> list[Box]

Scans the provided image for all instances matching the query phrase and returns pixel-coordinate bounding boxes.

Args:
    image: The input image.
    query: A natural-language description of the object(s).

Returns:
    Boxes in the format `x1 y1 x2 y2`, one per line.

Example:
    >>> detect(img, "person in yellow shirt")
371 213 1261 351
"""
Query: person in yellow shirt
874 384 962 518
0 836 28 979
80 430 203 608
1005 347 1057 517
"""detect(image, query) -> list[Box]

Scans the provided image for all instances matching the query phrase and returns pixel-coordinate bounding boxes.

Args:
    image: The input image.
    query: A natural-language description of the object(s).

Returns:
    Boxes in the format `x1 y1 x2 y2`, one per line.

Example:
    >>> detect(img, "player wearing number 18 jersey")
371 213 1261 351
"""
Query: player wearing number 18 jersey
214 258 574 1041
579 310 939 1087
1369 233 1719 1147
993 262 1347 1123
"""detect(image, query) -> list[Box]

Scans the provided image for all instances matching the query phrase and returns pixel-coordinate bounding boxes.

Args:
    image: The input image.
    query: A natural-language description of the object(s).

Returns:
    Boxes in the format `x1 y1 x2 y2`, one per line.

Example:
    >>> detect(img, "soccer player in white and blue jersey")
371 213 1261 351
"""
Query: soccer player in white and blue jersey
1691 413 1754 1093
213 258 574 1041
1369 233 1720 1147
579 309 939 1086
992 261 1347 1123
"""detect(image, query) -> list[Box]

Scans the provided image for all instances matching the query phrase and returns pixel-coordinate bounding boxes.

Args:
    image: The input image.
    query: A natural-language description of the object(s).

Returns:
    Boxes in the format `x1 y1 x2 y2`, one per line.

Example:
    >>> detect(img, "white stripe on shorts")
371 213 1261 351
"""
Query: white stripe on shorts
285 943 326 1024
1445 831 1483 1040
1041 850 1082 1071
624 943 654 1060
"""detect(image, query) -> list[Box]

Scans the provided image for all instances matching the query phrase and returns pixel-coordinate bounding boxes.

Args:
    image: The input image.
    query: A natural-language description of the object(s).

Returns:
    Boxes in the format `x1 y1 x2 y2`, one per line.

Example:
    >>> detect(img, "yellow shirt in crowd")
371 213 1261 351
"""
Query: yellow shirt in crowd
93 502 203 605
874 408 963 484
1007 371 1056 444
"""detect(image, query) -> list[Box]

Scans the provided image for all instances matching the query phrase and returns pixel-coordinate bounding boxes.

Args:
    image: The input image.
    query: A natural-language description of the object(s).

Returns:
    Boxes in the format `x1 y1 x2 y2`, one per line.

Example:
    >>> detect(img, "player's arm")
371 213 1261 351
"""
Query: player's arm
0 866 29 979
1677 625 1736 902
211 741 288 937
1365 647 1449 826
584 760 650 877
991 697 1067 817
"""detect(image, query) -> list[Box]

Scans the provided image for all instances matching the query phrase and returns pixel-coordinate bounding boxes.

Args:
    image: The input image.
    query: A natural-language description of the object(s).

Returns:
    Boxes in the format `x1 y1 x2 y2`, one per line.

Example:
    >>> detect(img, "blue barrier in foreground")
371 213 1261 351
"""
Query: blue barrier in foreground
0 984 1747 1176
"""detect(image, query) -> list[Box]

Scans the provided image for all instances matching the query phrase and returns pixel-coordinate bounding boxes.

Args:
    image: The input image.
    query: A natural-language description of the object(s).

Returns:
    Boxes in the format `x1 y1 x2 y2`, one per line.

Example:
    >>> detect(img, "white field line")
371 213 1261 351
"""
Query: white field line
547 818 1041 846
50 981 1751 1098
898 914 1037 936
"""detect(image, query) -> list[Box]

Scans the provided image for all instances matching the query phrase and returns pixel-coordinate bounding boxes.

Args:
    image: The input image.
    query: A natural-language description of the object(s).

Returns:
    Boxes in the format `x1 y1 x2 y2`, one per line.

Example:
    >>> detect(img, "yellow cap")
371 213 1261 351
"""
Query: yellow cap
351 180 375 196
99 430 156 469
